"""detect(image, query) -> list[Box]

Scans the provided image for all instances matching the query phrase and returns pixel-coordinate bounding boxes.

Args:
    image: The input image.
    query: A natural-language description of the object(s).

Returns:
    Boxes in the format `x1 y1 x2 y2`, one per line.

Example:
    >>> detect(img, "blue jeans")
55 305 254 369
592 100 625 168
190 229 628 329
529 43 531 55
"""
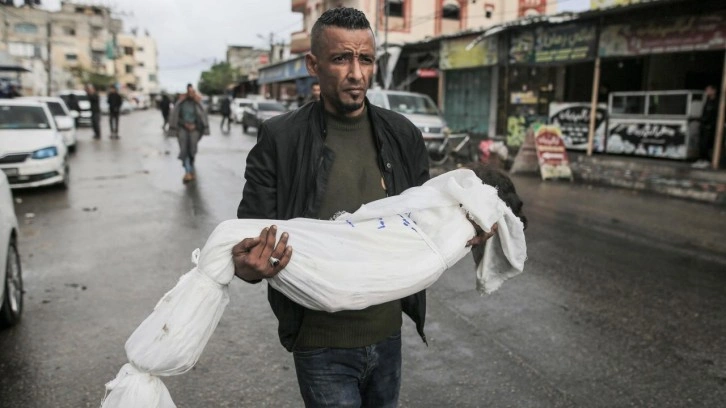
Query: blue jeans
293 331 402 408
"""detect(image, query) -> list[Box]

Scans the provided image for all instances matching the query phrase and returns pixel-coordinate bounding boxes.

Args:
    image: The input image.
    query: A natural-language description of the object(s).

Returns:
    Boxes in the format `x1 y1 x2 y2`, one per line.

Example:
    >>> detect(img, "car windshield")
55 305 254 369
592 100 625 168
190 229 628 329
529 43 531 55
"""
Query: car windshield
238 102 251 108
46 102 67 116
0 106 51 130
259 102 286 112
387 94 440 116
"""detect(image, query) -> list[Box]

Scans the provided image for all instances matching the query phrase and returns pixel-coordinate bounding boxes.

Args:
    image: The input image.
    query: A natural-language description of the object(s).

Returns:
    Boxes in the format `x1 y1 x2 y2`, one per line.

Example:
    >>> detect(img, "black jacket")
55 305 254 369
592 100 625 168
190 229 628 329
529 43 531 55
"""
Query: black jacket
237 99 430 351
108 92 122 114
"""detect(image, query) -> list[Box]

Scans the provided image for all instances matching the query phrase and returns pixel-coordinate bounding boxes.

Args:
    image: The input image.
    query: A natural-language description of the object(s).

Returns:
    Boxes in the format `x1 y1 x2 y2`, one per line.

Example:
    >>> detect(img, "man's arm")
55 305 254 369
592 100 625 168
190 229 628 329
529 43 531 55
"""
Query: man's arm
234 123 290 282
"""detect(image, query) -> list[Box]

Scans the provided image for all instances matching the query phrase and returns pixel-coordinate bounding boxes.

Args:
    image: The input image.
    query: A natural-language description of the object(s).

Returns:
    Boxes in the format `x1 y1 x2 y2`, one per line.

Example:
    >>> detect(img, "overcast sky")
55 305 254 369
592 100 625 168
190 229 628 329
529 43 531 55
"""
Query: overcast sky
40 0 591 92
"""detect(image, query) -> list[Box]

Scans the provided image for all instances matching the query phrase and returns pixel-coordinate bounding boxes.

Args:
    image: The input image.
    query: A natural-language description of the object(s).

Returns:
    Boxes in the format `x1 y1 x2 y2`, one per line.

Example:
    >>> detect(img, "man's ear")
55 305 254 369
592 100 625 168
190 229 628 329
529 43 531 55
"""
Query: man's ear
305 53 318 77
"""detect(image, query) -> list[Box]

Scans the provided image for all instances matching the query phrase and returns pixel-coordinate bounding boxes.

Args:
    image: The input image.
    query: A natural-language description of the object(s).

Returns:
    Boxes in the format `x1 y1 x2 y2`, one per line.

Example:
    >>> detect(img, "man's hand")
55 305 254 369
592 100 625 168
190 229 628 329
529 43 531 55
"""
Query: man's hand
466 223 497 247
232 225 293 282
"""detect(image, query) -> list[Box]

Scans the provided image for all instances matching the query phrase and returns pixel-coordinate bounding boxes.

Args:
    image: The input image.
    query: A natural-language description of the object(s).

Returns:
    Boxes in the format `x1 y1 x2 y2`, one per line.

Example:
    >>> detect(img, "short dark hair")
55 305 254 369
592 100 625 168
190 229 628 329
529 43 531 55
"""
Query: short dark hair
310 7 372 56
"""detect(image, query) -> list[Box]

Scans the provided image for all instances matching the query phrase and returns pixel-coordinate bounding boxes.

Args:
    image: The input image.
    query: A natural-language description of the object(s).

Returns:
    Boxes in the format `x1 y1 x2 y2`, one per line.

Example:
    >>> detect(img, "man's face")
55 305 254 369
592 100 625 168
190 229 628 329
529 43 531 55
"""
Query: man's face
311 84 321 100
306 27 375 117
705 86 716 98
186 87 194 98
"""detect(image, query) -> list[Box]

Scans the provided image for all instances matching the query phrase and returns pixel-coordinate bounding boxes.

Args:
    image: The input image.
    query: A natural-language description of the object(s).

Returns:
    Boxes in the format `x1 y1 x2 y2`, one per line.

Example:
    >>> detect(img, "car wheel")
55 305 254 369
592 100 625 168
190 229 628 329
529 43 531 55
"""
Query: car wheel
243 124 248 133
68 144 76 154
59 162 70 190
0 239 23 327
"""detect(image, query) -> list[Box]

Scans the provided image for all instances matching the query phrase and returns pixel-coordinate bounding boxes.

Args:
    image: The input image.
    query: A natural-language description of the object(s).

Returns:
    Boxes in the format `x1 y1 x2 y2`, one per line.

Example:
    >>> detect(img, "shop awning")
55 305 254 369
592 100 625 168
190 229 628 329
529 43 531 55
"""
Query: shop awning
258 56 309 85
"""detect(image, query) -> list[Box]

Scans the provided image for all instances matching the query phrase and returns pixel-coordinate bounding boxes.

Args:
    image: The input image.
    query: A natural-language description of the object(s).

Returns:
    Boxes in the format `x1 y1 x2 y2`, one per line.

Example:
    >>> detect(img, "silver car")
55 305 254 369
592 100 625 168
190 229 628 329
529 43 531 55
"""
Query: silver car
366 89 447 154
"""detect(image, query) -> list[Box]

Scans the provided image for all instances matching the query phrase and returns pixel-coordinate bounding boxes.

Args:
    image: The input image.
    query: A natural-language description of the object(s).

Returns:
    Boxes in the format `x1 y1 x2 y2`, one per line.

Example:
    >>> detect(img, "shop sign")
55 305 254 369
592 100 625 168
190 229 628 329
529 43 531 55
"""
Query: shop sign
534 125 573 180
509 31 535 64
535 24 597 63
600 14 726 57
519 0 547 17
590 0 642 10
510 91 538 105
417 68 439 78
606 119 688 159
258 56 309 84
549 102 607 151
440 35 498 70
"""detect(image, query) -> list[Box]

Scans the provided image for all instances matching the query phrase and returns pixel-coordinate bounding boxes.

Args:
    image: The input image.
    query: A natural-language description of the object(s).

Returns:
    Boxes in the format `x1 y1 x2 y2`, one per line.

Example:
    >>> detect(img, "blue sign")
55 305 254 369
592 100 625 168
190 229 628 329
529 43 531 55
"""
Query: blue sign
258 56 310 84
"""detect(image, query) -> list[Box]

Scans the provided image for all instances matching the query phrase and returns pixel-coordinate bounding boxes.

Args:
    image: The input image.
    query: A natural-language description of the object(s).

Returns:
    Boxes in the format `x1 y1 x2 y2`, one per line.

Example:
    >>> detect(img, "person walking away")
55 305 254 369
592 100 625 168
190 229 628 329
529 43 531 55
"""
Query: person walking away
86 84 101 139
220 95 232 132
160 93 171 132
168 84 209 183
107 85 122 139
693 85 718 168
230 7 495 408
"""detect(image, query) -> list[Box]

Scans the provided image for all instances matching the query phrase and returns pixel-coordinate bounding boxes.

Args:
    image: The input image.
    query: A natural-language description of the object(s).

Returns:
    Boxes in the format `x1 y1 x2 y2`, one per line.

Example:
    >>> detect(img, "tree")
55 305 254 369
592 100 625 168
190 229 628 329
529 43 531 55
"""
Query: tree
198 62 237 95
69 66 116 90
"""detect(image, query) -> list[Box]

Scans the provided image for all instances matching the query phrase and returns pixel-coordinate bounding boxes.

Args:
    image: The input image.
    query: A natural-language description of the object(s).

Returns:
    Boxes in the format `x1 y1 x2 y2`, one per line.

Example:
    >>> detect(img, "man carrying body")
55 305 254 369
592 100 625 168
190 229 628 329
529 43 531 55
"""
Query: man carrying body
231 7 493 407
107 85 122 139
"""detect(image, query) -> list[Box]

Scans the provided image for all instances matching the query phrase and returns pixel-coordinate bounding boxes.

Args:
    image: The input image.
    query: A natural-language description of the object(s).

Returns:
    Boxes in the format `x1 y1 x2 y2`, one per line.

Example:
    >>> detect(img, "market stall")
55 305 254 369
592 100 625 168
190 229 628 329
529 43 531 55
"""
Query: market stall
605 90 704 159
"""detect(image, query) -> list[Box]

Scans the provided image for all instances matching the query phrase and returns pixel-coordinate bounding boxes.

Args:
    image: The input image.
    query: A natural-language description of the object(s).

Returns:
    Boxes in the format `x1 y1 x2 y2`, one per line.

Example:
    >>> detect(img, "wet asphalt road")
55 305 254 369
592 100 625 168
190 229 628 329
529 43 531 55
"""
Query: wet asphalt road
0 110 725 408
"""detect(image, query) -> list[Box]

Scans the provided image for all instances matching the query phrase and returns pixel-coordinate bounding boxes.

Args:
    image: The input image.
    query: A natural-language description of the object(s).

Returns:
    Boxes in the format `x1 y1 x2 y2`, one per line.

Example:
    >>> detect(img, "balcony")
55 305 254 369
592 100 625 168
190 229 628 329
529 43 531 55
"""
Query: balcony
291 0 306 12
290 30 310 54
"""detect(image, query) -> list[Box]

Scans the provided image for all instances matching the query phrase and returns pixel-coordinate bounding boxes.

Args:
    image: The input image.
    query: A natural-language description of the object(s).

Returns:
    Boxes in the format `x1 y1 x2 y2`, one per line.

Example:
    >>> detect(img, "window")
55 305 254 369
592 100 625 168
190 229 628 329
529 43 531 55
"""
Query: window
387 0 404 18
92 51 104 65
8 42 43 59
137 47 144 52
125 65 133 74
387 93 440 116
92 26 103 37
137 62 145 67
442 2 460 20
46 102 67 117
63 26 76 36
14 23 38 34
149 74 157 82
124 47 134 56
65 53 78 61
0 106 51 130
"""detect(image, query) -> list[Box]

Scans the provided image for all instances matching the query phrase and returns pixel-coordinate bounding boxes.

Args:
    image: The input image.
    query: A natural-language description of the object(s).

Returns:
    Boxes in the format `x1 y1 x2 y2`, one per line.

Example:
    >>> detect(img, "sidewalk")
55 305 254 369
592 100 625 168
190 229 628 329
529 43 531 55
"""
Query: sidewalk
568 152 726 207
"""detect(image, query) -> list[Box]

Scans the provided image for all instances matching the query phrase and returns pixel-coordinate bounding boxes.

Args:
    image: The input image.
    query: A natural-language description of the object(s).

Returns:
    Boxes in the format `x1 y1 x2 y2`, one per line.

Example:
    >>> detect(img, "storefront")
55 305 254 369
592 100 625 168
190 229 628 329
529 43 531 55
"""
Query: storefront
593 13 726 161
503 22 599 150
257 55 311 102
439 34 498 136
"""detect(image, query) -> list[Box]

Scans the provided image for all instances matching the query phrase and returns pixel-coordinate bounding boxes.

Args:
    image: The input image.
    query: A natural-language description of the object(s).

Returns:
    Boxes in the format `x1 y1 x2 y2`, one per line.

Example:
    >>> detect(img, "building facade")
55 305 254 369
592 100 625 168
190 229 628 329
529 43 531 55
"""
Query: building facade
133 33 160 96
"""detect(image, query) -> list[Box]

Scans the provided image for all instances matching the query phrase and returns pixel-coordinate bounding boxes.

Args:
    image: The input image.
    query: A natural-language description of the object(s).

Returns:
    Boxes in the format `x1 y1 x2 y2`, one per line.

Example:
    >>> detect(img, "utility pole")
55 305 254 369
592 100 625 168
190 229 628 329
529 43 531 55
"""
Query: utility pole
383 0 389 90
46 20 51 95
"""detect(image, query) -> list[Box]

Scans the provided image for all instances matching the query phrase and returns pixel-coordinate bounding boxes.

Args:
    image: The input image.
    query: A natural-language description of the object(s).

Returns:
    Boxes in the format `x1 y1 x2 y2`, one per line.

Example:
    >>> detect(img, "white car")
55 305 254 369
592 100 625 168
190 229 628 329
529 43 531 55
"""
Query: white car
22 96 77 152
232 98 253 123
0 100 70 189
58 89 92 127
0 171 22 327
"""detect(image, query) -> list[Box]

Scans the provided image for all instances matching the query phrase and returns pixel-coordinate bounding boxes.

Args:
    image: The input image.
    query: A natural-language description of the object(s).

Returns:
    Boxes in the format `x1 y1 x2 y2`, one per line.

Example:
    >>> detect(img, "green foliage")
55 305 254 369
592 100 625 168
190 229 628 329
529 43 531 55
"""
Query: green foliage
69 66 115 89
198 62 238 95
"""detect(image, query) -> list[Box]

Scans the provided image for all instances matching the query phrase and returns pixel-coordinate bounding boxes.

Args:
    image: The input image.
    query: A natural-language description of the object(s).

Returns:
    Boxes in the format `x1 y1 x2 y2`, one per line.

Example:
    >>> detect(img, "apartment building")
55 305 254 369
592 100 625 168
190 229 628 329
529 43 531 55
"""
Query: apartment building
0 2 124 95
289 0 557 54
133 33 160 96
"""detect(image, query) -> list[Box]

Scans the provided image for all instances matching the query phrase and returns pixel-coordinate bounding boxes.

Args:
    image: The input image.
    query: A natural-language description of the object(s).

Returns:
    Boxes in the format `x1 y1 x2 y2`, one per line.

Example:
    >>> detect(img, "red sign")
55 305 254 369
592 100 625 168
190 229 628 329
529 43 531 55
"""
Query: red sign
533 125 573 180
417 68 439 78
518 0 547 17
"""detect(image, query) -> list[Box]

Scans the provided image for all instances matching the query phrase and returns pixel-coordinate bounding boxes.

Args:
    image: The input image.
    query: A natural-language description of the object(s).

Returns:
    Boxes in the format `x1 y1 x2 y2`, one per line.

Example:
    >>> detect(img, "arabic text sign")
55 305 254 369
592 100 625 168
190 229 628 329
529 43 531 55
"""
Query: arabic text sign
534 125 573 180
600 14 726 57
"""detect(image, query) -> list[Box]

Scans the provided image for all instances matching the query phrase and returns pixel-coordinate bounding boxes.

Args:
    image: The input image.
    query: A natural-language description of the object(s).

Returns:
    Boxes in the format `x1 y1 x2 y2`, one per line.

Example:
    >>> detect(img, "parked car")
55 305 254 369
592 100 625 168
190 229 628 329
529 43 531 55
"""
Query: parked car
58 89 92 127
367 89 448 155
0 171 21 327
21 96 77 152
0 100 70 189
241 100 287 133
208 95 223 114
232 98 253 123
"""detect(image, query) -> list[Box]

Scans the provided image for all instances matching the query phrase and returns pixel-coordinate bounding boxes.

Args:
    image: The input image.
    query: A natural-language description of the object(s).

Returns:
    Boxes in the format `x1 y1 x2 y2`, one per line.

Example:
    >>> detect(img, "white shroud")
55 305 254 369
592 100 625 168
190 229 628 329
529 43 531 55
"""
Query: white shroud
100 169 527 408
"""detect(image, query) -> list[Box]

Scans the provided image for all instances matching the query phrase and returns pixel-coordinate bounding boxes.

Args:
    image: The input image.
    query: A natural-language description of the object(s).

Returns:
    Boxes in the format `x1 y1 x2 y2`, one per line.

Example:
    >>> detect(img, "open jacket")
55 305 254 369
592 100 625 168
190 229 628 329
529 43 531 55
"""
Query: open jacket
168 96 210 136
237 99 430 351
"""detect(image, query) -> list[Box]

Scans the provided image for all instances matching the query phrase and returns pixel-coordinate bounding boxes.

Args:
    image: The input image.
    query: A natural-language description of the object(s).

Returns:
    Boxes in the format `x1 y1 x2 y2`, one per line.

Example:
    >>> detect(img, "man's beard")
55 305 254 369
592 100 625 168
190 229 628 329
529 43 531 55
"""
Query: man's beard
340 101 364 113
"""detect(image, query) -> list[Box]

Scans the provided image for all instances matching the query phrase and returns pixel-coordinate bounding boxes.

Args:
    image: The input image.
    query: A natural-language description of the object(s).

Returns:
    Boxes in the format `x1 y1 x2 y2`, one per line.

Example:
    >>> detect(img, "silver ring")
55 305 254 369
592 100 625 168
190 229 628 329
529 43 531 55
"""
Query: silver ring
269 256 280 267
